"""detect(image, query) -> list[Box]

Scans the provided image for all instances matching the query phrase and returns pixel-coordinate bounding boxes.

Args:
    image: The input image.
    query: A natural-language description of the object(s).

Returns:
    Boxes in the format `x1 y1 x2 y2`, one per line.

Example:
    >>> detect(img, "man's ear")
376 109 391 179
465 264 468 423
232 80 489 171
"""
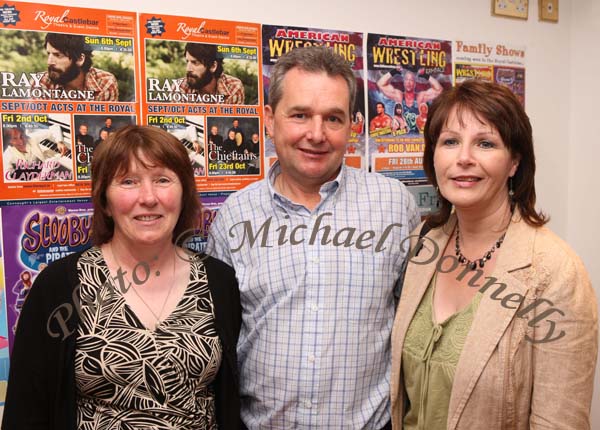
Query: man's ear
210 60 218 73
75 53 85 68
264 105 275 142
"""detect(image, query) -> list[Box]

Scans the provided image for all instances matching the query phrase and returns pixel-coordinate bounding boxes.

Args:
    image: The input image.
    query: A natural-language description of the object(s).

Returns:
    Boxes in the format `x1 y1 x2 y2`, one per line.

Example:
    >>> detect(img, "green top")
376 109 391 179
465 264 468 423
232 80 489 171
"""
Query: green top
402 274 482 430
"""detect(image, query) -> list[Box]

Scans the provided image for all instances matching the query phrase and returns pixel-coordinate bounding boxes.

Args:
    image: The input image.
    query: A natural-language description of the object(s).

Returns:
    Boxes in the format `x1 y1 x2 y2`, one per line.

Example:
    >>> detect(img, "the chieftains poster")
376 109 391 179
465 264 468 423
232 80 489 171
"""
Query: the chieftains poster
139 13 263 192
0 1 140 201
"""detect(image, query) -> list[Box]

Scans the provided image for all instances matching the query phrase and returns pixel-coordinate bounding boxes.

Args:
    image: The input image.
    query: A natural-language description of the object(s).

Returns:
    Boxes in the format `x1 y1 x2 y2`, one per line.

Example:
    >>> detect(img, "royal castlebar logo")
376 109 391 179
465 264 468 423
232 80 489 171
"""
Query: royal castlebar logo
145 17 166 37
0 3 21 26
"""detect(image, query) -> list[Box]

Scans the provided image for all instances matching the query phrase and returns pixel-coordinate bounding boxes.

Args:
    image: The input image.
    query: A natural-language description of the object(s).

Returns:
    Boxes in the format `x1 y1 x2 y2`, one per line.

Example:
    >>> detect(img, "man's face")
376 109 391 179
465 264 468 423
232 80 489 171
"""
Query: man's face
79 125 88 135
46 42 81 85
210 126 218 135
403 71 416 92
185 52 214 91
265 68 350 190
232 120 239 128
251 133 259 144
100 130 108 140
105 118 112 127
376 103 385 115
8 129 27 153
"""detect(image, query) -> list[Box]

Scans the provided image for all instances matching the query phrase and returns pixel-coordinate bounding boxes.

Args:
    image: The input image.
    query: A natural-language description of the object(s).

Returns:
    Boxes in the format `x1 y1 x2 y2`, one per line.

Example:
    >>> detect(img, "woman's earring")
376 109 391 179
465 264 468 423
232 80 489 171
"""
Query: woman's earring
508 177 515 199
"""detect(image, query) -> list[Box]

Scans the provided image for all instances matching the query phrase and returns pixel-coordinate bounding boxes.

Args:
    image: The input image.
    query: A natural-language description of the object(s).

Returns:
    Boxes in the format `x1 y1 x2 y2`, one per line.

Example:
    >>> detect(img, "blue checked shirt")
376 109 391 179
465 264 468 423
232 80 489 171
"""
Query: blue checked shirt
206 162 419 429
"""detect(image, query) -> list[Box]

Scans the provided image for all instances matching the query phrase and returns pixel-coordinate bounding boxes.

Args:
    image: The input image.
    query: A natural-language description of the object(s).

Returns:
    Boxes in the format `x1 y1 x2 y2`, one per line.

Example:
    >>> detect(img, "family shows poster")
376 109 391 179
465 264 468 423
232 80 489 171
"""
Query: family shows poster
139 13 263 192
0 2 140 201
454 40 526 106
262 24 365 169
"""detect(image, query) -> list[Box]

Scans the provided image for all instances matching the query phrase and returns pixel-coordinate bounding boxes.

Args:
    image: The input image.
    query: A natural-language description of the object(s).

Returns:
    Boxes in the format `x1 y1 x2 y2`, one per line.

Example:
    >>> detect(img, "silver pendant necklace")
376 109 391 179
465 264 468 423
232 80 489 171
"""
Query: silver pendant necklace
110 243 176 330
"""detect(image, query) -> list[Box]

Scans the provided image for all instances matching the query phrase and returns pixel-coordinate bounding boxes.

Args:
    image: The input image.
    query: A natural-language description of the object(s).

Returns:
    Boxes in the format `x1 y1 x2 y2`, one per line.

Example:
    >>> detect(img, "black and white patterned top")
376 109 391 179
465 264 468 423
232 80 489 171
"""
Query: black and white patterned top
74 247 222 429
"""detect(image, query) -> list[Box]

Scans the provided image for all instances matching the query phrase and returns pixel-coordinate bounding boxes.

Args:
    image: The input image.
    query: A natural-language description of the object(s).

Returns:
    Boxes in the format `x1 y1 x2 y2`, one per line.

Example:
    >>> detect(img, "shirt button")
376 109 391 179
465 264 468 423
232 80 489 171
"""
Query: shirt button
310 256 320 264
304 400 312 409
310 304 319 312
308 354 315 362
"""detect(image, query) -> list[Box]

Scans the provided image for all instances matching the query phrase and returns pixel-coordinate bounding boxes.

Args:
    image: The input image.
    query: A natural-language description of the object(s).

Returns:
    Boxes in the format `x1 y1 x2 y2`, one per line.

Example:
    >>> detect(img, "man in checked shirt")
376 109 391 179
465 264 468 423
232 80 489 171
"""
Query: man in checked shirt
207 46 419 429
37 33 118 102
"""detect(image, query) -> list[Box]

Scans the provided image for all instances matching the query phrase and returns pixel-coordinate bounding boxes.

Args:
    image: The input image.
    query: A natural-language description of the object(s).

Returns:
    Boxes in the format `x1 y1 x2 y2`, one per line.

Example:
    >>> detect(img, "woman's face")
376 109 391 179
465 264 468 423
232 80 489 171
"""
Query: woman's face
106 151 183 250
433 107 519 215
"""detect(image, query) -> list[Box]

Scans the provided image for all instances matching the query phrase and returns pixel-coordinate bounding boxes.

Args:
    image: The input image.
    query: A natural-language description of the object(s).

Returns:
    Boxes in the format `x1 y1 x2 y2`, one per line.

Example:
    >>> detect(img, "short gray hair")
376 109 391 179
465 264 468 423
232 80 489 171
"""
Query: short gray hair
268 46 356 116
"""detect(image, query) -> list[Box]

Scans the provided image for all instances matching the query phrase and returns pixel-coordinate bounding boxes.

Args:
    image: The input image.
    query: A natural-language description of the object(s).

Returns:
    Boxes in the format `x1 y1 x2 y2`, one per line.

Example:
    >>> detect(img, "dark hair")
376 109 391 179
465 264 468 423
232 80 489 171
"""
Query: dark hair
184 43 223 79
91 125 200 245
423 80 547 228
268 45 356 116
45 33 93 72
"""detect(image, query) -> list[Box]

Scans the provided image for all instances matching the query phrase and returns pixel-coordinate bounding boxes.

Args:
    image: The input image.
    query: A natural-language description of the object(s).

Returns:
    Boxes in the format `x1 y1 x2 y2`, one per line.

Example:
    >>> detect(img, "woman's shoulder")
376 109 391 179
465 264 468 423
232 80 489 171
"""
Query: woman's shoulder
200 254 235 273
195 253 237 288
35 248 87 284
532 226 588 275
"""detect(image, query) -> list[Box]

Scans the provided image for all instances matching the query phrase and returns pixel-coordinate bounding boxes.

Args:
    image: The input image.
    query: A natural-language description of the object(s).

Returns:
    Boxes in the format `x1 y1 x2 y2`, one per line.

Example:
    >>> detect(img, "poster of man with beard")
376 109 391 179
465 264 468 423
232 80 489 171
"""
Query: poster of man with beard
140 13 262 192
143 39 259 106
0 2 139 201
37 33 119 102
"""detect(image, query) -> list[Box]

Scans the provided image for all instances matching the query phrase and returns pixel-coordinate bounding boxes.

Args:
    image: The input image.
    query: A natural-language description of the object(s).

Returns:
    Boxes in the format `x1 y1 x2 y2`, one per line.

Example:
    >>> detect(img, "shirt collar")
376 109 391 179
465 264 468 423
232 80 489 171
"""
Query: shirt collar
267 160 344 211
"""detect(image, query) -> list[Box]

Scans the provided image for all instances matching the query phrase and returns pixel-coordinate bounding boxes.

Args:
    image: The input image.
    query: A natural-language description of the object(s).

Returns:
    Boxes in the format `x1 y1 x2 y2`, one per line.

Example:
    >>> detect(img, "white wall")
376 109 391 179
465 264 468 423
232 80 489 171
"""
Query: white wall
25 0 600 425
568 0 600 426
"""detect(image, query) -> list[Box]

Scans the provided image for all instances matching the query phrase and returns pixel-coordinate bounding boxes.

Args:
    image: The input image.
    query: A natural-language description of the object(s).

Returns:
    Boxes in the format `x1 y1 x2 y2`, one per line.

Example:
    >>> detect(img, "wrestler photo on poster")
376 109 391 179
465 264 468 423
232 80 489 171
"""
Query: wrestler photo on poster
366 33 452 177
148 114 206 177
262 24 365 168
144 40 259 105
73 114 136 180
1 113 73 182
206 116 260 176
0 30 136 102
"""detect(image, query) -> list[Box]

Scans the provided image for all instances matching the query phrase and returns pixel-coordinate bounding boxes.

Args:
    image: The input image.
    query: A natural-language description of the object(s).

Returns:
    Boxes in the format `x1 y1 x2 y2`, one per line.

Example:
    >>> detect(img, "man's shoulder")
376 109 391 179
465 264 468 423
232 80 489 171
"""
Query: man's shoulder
89 67 117 82
219 178 270 208
221 73 242 84
343 167 408 191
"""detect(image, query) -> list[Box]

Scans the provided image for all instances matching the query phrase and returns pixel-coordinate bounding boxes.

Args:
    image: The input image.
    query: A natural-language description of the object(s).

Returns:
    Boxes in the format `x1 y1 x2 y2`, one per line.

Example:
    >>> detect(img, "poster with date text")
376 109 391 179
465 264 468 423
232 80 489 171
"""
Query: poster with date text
0 2 140 201
139 13 263 192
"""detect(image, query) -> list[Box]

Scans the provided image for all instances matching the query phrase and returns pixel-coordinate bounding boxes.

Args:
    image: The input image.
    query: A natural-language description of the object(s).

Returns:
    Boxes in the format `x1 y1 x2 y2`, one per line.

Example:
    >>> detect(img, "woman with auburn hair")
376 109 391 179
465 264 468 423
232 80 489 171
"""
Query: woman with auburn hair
391 80 597 429
3 125 241 429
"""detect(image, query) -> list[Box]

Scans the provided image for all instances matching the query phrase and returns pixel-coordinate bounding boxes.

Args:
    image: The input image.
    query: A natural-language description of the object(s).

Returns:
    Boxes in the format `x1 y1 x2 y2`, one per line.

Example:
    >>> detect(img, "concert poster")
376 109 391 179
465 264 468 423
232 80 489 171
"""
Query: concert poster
262 24 365 169
0 1 140 200
139 13 263 192
454 40 526 106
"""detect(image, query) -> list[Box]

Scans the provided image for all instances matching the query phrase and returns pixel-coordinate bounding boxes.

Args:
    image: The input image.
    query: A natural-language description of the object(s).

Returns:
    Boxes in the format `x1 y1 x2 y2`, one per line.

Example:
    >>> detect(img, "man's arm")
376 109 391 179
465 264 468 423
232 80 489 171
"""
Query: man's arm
205 203 234 266
383 114 393 129
417 70 443 104
376 66 404 103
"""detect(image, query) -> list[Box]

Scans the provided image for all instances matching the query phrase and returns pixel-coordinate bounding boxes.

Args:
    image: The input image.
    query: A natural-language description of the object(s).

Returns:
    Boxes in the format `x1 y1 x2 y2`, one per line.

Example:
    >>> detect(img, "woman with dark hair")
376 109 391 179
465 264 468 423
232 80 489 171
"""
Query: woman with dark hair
3 125 241 429
390 80 597 429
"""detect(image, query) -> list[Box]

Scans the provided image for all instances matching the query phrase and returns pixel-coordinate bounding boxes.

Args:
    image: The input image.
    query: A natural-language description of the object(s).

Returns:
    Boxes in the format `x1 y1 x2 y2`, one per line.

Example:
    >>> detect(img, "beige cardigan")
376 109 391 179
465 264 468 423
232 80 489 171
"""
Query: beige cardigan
391 212 598 429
